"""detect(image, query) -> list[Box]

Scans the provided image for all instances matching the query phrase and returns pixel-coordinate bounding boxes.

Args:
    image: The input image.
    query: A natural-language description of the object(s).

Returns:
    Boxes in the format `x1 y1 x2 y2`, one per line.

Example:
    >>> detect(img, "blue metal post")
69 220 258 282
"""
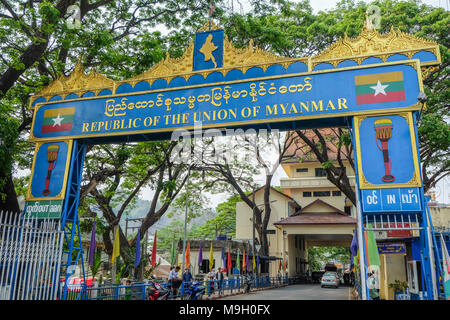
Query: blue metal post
349 117 369 300
412 111 438 299
59 140 87 300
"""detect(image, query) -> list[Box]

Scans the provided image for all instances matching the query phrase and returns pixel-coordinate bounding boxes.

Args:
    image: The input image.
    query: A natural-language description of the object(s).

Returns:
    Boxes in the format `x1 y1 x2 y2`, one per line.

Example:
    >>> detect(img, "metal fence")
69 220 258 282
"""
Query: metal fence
0 211 64 300
68 275 290 300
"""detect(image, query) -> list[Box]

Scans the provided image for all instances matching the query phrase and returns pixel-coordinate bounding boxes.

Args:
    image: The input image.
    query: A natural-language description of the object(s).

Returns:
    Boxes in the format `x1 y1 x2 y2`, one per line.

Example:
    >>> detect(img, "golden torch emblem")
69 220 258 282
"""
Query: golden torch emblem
374 118 395 183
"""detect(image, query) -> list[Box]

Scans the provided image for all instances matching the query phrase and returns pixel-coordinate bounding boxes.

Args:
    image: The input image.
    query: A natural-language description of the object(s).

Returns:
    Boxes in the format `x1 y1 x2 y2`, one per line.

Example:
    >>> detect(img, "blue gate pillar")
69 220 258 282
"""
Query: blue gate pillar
59 140 87 300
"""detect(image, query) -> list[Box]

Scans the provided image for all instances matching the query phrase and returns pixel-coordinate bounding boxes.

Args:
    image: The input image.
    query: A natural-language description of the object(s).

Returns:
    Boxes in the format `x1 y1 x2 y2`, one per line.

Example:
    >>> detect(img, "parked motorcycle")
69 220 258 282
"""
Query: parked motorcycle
148 281 170 300
181 281 206 300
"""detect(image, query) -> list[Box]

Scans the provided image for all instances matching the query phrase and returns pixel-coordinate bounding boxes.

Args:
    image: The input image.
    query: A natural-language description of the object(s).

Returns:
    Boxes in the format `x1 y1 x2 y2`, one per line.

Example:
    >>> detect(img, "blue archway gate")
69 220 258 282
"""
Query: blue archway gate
22 21 442 300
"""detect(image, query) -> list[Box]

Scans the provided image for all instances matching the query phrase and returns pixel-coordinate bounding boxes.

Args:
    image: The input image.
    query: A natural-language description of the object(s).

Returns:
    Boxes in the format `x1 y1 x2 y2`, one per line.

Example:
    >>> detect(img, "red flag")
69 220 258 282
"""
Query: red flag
227 248 231 270
151 231 157 267
185 240 191 270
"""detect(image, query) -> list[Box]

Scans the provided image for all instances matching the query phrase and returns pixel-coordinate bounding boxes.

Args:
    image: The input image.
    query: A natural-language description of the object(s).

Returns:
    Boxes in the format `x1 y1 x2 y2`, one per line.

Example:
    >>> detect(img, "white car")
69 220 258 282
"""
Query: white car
320 272 340 288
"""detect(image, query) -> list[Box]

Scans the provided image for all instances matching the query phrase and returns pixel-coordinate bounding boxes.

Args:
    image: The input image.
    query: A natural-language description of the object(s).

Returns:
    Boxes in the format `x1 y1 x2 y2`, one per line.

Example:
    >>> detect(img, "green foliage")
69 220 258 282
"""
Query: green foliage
389 279 409 292
321 161 333 170
192 194 240 239
90 251 102 279
308 246 350 271
0 115 20 201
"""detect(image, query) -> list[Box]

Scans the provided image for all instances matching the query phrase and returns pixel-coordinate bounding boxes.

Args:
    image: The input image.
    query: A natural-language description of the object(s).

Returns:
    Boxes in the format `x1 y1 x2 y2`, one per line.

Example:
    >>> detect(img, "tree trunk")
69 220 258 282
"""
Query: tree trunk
0 173 20 212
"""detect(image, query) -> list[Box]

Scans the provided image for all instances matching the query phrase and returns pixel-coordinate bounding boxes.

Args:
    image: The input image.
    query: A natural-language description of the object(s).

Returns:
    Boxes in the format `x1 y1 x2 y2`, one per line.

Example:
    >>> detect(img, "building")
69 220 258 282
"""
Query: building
235 130 357 277
234 130 450 299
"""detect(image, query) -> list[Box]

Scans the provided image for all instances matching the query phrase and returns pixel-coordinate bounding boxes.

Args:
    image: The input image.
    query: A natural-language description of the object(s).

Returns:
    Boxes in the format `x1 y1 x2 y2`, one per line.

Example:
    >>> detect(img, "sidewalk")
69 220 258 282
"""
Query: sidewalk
201 282 290 300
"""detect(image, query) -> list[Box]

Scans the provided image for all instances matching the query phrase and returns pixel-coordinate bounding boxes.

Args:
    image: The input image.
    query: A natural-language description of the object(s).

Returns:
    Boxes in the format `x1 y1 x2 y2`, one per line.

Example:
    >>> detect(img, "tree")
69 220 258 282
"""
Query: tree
0 0 225 211
79 140 191 276
192 194 241 239
308 246 351 271
193 130 304 256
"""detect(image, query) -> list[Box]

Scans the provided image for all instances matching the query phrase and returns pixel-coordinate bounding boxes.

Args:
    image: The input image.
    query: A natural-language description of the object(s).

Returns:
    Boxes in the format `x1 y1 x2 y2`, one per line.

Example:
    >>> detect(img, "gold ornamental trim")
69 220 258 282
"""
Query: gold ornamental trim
30 20 440 109
32 59 114 102
311 17 440 68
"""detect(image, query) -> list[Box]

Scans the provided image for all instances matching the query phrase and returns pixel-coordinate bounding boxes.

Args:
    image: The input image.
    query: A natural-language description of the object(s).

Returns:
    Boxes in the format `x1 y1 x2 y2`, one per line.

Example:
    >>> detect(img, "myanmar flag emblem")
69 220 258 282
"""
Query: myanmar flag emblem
355 71 406 105
41 107 75 133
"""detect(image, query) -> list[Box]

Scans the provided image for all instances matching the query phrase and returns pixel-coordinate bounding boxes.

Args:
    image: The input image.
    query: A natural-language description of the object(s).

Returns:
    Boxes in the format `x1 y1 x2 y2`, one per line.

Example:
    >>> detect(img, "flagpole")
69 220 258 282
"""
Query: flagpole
182 164 192 275
355 187 367 300
111 226 117 284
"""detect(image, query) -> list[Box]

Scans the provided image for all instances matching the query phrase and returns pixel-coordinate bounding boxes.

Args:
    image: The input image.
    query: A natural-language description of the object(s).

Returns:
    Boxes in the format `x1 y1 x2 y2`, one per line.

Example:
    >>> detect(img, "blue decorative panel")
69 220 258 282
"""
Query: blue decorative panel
193 29 224 71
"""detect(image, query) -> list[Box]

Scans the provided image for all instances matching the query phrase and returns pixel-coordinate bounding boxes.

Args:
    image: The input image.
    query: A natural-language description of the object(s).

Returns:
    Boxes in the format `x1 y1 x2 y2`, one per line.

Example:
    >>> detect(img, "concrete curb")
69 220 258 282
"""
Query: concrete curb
205 284 291 300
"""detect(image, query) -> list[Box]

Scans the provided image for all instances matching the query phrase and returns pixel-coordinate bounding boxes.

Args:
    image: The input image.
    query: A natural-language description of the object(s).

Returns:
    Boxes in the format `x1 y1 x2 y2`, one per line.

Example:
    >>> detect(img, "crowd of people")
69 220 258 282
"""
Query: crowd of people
167 266 256 296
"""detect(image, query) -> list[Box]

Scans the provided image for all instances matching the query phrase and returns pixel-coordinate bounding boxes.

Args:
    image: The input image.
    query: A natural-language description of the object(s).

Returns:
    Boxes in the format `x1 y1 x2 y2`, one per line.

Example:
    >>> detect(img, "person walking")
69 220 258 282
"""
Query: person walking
182 268 193 284
208 268 215 296
168 266 182 297
368 270 380 300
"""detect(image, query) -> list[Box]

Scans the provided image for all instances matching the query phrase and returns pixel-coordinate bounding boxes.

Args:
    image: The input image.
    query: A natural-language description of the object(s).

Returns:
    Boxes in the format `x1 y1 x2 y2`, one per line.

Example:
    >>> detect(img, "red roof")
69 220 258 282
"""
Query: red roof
282 129 353 163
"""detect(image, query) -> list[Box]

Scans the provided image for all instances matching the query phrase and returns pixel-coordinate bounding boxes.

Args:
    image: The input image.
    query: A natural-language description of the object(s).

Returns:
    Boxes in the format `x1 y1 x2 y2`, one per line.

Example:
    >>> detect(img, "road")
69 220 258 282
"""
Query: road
220 284 351 300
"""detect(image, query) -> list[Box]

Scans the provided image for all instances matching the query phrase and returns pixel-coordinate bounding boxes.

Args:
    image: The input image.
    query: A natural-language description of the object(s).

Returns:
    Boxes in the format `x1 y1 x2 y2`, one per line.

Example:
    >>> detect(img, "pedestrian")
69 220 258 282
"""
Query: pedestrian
125 279 132 300
217 267 224 295
208 268 215 295
368 270 380 300
182 268 193 284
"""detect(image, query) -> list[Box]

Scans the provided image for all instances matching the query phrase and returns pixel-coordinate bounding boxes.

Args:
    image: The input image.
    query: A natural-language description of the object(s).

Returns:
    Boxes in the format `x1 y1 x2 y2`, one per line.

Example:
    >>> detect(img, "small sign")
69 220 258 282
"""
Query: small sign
378 244 406 254
24 200 64 219
361 187 421 213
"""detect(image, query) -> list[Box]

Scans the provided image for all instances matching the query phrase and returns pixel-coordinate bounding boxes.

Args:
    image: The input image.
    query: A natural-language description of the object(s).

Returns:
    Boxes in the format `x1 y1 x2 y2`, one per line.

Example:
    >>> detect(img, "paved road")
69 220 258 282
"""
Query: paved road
220 284 351 300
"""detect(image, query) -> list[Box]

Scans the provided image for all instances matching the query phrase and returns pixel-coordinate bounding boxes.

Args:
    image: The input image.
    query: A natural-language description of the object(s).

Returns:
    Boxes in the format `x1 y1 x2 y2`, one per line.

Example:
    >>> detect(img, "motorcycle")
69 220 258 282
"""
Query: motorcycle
148 281 170 300
181 281 206 300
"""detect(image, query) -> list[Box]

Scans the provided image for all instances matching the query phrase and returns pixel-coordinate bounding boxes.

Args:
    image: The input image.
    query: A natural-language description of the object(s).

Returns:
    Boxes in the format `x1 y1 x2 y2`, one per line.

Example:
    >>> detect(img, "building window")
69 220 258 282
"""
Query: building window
335 167 347 175
315 168 327 177
303 191 312 197
344 206 351 215
200 259 214 273
260 261 269 273
313 191 330 197
332 190 342 196
296 168 308 173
